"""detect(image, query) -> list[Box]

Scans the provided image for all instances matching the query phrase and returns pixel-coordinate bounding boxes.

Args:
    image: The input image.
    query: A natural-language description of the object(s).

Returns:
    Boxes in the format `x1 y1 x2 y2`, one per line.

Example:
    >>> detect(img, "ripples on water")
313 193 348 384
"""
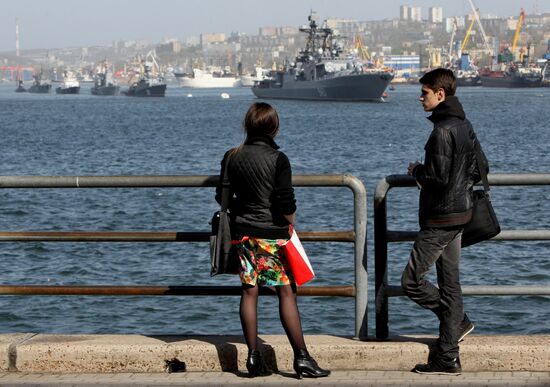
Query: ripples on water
0 84 548 336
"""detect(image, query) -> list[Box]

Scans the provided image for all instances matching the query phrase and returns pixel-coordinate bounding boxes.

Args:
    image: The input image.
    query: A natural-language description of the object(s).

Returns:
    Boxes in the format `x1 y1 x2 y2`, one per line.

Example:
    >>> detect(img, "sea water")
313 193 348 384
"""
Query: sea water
0 83 548 336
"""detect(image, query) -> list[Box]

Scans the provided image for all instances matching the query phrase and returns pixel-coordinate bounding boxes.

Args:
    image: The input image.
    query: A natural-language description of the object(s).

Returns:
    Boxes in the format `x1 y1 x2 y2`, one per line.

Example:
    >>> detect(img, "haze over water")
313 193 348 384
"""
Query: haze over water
0 84 548 336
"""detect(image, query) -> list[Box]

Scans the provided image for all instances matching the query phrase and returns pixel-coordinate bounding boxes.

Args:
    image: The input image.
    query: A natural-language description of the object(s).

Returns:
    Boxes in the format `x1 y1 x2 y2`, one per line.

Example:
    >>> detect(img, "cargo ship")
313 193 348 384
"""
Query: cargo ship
252 15 393 102
480 65 543 88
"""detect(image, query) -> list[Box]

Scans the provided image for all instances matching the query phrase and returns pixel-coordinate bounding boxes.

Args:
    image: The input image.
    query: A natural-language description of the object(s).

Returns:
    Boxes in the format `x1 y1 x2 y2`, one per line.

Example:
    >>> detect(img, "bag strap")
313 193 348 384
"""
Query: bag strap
473 138 490 194
220 154 231 212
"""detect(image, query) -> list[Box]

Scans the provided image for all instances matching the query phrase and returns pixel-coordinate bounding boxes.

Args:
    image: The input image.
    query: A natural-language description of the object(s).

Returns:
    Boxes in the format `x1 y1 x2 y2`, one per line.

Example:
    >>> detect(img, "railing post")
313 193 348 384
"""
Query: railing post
345 175 368 340
374 178 390 339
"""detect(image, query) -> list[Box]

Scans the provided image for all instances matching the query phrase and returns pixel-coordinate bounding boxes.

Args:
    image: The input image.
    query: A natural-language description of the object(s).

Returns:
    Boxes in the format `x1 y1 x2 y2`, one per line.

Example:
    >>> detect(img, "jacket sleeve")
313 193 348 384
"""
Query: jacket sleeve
472 137 489 184
413 128 453 189
271 153 297 215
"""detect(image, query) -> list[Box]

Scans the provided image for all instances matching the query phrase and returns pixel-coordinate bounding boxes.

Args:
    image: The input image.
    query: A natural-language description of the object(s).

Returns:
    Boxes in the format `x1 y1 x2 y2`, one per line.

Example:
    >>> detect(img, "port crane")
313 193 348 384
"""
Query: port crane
511 8 526 62
354 35 371 61
448 18 458 64
465 0 493 58
460 16 476 54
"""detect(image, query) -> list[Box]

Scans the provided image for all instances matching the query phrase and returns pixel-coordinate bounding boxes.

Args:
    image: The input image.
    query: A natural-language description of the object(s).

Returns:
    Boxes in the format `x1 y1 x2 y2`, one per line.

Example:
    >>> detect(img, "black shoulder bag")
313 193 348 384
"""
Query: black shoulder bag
210 155 239 276
461 139 501 247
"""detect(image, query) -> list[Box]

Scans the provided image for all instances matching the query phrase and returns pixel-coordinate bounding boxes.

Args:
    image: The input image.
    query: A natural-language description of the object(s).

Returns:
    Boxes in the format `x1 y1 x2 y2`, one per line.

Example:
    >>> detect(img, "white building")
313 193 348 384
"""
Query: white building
429 7 443 23
409 7 422 22
400 5 410 20
444 17 466 33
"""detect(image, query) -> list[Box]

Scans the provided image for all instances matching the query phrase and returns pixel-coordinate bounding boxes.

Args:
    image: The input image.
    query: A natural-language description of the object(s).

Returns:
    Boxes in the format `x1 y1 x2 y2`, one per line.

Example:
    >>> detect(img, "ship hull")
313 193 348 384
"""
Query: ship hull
56 86 80 94
180 77 239 88
252 72 393 101
91 85 120 96
28 84 51 94
480 74 542 88
456 76 482 87
126 83 166 97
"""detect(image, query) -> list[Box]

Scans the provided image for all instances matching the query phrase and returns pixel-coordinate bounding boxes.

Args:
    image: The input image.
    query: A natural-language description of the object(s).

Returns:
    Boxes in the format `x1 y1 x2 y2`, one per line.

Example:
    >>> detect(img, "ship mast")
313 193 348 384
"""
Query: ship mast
298 14 339 62
15 17 20 57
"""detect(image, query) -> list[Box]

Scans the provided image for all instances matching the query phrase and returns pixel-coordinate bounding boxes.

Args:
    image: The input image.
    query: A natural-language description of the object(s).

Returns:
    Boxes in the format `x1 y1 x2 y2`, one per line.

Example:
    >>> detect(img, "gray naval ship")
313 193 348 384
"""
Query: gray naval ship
252 15 394 102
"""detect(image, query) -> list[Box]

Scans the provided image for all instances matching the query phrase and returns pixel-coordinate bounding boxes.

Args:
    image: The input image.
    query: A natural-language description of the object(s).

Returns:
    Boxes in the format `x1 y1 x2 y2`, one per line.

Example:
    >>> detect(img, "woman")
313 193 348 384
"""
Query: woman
216 102 330 379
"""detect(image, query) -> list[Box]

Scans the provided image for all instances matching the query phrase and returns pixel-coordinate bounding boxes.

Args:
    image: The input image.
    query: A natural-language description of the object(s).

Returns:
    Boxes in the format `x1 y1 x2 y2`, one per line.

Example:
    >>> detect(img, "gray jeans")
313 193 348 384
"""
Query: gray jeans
401 227 463 361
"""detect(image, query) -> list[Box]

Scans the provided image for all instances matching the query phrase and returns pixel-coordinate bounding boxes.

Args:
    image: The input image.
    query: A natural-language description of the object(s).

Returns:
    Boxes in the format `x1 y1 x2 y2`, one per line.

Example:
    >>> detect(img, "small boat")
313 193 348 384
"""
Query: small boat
125 77 166 97
91 73 120 96
56 71 80 94
15 80 27 93
28 72 52 93
123 51 167 97
91 62 119 96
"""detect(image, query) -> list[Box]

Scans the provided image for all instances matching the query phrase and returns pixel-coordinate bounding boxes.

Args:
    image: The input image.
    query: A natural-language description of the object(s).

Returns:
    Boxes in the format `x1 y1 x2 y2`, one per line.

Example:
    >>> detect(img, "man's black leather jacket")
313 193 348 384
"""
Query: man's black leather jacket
412 96 488 228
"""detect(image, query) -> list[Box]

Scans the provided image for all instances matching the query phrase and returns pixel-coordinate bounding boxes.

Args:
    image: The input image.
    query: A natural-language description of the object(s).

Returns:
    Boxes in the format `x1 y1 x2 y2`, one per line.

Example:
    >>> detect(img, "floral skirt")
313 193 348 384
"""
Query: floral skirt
235 236 293 287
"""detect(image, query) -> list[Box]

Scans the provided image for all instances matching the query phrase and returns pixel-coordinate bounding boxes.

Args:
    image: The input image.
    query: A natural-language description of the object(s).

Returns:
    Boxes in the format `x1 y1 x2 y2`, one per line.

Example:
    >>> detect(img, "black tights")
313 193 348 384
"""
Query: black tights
240 284 307 356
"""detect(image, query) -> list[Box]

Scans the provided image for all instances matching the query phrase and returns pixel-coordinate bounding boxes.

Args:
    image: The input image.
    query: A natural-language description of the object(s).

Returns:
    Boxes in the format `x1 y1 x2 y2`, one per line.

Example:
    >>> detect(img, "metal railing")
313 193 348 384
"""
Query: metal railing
0 174 369 339
374 173 550 339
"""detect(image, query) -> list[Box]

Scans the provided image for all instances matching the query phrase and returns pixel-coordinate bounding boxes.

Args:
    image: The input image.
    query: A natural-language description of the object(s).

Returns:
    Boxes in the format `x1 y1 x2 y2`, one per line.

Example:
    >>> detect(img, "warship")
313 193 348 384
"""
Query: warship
252 15 393 102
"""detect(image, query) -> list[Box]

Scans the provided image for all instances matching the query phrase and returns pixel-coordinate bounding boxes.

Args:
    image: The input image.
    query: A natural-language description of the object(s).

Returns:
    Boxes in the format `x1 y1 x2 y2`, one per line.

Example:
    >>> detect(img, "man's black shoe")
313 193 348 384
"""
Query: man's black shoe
413 356 462 375
459 314 475 342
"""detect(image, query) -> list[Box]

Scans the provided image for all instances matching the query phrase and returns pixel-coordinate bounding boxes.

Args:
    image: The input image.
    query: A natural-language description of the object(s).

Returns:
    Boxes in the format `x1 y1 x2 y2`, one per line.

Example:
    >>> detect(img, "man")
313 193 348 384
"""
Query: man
401 68 487 375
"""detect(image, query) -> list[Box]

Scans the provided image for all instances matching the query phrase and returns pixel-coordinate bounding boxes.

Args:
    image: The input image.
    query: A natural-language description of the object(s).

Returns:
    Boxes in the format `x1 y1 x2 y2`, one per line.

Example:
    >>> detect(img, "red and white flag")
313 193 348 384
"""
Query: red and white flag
283 227 315 286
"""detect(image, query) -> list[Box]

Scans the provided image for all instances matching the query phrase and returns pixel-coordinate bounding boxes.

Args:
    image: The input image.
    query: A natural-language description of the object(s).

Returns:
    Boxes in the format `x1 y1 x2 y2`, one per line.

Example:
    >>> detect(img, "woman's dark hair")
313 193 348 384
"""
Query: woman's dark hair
243 102 279 138
419 67 456 96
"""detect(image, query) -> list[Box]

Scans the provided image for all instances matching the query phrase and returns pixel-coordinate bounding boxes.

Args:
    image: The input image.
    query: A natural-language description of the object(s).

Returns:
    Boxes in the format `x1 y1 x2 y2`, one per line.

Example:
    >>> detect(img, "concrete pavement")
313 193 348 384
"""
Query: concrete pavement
0 370 549 386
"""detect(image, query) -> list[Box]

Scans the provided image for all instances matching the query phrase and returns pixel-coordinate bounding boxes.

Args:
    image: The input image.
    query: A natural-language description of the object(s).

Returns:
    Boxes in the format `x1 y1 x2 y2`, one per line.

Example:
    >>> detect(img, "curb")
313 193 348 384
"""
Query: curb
1 334 548 373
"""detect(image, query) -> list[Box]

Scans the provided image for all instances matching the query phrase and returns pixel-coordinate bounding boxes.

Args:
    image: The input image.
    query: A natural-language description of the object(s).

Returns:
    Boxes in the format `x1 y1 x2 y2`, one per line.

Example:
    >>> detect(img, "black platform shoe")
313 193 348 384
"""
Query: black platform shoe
293 349 331 379
246 349 271 377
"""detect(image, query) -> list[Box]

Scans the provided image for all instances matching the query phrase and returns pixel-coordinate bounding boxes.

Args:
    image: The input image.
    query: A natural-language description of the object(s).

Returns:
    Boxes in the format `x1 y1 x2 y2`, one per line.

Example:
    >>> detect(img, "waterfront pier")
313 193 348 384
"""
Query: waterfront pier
0 334 549 385
0 174 548 384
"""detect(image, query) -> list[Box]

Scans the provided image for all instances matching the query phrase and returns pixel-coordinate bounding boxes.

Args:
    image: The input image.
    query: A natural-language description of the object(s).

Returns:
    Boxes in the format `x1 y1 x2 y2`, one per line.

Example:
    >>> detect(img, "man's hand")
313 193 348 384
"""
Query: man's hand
408 161 422 176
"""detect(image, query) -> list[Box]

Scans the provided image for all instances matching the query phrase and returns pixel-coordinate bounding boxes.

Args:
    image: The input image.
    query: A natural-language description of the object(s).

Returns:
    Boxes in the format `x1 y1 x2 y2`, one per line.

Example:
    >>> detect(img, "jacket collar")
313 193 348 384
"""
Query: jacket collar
244 134 280 149
428 95 466 123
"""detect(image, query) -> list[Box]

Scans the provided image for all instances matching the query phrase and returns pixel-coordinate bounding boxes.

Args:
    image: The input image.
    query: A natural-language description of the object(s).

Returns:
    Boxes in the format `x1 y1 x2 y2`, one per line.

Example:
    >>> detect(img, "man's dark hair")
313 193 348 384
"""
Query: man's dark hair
419 68 456 96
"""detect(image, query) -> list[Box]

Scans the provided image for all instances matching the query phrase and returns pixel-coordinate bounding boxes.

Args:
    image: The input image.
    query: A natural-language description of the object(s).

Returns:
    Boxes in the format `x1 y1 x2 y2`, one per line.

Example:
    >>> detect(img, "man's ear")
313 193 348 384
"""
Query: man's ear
437 88 446 101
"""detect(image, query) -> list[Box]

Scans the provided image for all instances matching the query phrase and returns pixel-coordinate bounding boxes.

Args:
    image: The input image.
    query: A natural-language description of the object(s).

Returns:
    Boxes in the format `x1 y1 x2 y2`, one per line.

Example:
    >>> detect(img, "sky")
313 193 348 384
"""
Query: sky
1 0 548 52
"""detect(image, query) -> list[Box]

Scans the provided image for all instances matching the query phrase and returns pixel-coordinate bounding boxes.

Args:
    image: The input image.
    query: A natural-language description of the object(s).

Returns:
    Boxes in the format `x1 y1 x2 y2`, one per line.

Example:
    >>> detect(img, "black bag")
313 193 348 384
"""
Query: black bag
461 140 501 247
210 155 239 276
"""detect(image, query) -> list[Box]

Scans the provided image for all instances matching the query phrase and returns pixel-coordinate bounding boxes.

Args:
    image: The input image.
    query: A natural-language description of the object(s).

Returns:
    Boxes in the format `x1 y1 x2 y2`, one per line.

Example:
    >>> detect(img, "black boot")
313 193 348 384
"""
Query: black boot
293 349 330 379
458 314 475 342
414 355 462 375
246 349 271 377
